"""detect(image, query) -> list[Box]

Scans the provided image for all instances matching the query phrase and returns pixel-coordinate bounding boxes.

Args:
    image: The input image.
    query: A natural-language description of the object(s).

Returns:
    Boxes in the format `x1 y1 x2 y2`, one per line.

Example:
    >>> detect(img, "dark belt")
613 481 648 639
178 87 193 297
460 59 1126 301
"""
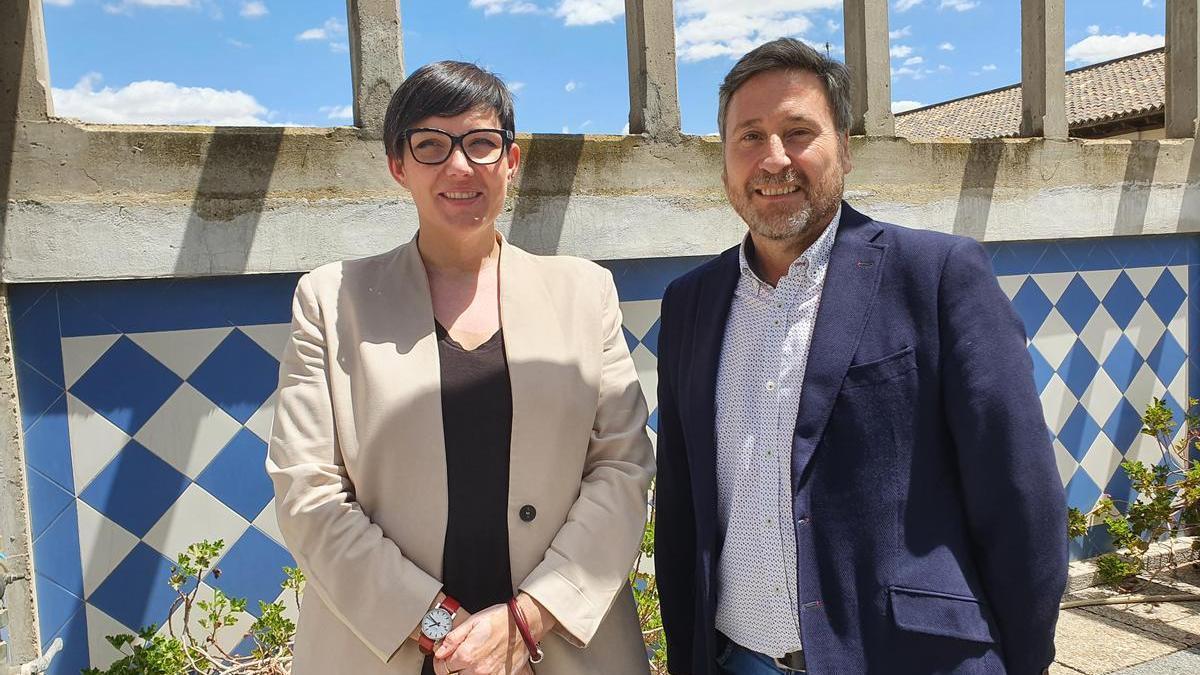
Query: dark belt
772 650 806 673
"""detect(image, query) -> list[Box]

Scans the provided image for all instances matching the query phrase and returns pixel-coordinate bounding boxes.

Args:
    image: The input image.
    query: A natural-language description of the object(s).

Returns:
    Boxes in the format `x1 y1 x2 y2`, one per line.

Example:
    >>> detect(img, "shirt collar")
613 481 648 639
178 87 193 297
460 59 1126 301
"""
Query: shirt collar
737 204 842 289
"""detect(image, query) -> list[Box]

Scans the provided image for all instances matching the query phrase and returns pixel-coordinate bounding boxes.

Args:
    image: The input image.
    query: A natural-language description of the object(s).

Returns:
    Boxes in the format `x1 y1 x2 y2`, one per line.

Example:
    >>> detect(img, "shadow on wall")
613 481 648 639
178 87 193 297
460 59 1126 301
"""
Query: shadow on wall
508 133 586 255
1185 136 1200 232
0 1 31 270
173 128 285 276
1114 141 1160 236
951 140 1002 241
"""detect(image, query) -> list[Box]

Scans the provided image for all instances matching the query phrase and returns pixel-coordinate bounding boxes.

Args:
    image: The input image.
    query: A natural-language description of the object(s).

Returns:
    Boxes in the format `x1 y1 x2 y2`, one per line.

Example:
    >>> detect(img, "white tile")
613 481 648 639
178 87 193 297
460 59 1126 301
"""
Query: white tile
1125 303 1167 359
996 275 1026 300
1078 306 1124 363
1168 367 1188 410
252 501 285 548
629 343 659 414
1030 309 1076 369
1124 267 1162 297
619 299 662 342
1033 272 1077 304
1039 374 1078 432
1080 269 1122 300
156 581 257 654
1124 363 1168 416
1166 308 1187 349
1126 432 1167 467
134 383 242 479
239 324 293 361
245 393 277 443
1080 435 1124 489
66 394 130 494
1053 438 1078 486
646 426 657 453
272 581 302 626
61 334 120 388
1079 370 1124 429
143 483 250 561
76 501 140 599
86 604 133 670
1169 265 1188 292
128 327 233 379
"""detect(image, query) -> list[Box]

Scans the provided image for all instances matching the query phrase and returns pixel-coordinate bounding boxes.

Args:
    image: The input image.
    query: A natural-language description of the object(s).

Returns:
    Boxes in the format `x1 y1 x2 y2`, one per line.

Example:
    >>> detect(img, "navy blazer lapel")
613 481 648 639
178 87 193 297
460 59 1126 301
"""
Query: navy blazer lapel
791 204 886 490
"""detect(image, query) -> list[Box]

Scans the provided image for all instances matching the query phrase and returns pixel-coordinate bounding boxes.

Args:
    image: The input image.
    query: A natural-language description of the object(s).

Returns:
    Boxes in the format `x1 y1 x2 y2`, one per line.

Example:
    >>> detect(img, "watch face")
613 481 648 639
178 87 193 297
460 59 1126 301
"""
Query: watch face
421 607 453 640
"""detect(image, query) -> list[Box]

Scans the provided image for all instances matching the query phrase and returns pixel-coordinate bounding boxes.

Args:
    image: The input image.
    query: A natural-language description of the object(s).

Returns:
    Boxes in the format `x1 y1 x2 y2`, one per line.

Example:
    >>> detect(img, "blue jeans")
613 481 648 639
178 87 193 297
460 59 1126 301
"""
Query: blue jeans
716 641 796 675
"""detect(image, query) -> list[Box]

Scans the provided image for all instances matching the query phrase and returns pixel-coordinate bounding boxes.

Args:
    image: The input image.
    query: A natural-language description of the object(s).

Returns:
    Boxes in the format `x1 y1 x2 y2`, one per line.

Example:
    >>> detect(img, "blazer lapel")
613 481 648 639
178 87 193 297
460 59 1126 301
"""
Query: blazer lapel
791 205 886 490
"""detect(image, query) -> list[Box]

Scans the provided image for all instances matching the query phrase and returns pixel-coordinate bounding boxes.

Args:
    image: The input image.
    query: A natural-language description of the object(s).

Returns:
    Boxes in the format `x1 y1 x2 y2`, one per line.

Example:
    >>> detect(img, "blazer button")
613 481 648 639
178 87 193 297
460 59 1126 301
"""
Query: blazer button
520 505 537 522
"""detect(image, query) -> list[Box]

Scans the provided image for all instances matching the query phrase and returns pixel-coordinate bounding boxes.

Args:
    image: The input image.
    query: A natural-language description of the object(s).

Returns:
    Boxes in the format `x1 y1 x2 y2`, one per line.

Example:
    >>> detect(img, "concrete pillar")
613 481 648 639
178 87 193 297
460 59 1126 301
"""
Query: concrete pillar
624 0 681 140
1166 0 1200 138
1019 0 1068 139
1 0 54 122
843 0 894 136
345 0 404 138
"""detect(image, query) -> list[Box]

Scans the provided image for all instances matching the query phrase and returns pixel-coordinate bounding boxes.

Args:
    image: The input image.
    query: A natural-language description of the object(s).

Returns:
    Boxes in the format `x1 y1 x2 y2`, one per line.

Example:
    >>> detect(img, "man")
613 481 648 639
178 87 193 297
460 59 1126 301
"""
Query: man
654 38 1067 675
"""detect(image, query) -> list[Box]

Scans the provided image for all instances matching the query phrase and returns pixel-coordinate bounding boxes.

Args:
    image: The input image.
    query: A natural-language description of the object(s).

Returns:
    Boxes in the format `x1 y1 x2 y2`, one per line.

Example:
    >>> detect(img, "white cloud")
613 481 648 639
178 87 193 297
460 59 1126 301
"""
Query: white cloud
904 56 924 66
564 80 578 92
1087 25 1100 36
320 105 353 121
1142 0 1153 6
890 25 912 40
44 0 75 6
297 17 348 52
51 73 270 125
826 19 839 32
890 44 913 58
1066 32 1164 65
939 0 978 10
621 122 630 134
103 0 195 13
562 125 571 133
555 0 623 26
938 42 955 51
894 0 924 12
471 0 540 16
240 1 267 18
226 38 249 48
673 0 841 63
982 64 996 71
508 81 527 93
580 120 593 129
891 66 927 80
892 100 923 113
937 64 951 71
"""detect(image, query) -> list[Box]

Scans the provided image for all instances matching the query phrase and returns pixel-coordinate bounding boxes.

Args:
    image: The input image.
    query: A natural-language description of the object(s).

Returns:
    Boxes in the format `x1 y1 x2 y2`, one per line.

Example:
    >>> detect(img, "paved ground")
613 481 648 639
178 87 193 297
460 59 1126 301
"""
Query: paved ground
1051 566 1200 674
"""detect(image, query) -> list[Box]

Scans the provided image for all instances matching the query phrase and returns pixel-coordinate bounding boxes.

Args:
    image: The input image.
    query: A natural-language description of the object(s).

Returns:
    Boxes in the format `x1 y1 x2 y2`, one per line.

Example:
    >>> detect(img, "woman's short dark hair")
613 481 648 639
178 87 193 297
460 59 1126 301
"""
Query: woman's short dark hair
383 61 515 161
718 38 852 139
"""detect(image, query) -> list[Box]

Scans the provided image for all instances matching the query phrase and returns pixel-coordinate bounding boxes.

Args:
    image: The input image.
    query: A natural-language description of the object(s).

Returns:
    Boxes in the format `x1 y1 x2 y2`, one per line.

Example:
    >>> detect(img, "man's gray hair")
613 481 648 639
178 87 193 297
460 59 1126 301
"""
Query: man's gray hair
717 38 852 139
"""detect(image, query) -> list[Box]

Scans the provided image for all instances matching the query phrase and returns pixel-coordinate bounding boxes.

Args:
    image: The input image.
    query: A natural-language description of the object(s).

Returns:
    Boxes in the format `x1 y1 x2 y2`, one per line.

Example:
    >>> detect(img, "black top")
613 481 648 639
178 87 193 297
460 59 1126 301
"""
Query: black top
422 323 513 674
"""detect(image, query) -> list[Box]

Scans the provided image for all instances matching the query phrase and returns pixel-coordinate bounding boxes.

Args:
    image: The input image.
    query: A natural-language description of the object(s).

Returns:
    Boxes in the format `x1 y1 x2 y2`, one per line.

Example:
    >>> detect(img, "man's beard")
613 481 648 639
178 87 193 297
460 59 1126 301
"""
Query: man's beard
725 166 844 242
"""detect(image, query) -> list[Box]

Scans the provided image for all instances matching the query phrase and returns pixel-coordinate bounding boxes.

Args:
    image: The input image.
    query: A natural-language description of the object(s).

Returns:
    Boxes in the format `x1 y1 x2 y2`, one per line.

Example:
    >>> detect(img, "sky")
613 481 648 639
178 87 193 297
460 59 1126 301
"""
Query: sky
40 0 1169 135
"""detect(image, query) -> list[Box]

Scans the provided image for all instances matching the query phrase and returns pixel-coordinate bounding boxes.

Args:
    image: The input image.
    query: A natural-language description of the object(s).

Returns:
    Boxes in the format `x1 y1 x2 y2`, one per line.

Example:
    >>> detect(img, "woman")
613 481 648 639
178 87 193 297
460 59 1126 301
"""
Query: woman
266 61 655 675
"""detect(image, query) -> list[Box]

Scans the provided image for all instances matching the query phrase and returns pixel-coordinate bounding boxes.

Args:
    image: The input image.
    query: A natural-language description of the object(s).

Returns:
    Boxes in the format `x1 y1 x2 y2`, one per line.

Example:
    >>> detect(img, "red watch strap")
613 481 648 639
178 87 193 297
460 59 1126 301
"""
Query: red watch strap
417 595 460 656
440 595 461 614
418 634 435 655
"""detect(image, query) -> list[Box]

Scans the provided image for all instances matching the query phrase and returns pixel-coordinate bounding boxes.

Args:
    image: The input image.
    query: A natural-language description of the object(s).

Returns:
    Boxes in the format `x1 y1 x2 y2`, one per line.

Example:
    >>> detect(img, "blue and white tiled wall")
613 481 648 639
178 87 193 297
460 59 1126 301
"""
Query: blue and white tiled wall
6 236 1197 672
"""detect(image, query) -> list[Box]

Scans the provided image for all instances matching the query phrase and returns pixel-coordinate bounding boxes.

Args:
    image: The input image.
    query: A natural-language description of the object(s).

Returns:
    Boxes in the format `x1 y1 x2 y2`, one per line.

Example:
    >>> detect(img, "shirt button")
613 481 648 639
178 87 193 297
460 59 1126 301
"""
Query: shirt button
766 381 776 391
519 505 537 522
797 516 810 525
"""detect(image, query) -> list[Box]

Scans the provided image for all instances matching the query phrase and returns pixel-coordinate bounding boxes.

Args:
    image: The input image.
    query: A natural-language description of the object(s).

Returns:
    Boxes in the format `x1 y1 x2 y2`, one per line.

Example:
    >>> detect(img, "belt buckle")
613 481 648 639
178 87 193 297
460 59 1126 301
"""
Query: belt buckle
772 650 806 672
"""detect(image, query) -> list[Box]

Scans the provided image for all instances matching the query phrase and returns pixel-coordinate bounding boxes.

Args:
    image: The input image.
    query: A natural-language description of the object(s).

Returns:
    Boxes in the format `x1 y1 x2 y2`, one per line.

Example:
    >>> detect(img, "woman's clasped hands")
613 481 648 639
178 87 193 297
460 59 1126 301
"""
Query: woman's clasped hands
433 596 553 675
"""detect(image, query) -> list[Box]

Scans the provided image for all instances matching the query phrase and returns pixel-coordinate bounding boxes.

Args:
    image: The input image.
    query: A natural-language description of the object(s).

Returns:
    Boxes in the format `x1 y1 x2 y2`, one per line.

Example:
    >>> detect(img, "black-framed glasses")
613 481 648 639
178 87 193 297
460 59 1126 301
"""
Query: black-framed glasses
402 128 514 165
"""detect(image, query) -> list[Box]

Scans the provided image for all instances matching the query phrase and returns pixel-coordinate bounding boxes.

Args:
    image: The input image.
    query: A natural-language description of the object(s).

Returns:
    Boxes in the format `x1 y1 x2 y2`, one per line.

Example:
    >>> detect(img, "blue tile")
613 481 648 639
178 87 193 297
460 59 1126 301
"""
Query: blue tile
233 633 257 657
11 289 64 388
208 528 295 618
1104 464 1137 509
57 287 121 338
1107 237 1174 269
35 575 83 646
1055 275 1100 334
1011 277 1053 338
600 257 713 302
44 606 89 675
991 242 1046 276
90 542 195 633
1075 523 1116 560
642 319 661 356
1074 243 1123 272
1102 271 1145 330
1028 345 1055 394
1064 469 1102 513
181 274 300 327
26 467 74 541
16 362 62 432
1058 340 1100 400
196 429 273 521
189 329 280 424
1146 333 1188 388
32 500 83 598
23 394 73 493
1058 404 1103 462
621 326 638 353
79 441 190 538
70 336 181 435
1032 244 1074 274
1102 336 1144 391
647 408 659 433
1057 241 1096 272
1104 399 1145 453
7 286 50 325
1146 268 1187 324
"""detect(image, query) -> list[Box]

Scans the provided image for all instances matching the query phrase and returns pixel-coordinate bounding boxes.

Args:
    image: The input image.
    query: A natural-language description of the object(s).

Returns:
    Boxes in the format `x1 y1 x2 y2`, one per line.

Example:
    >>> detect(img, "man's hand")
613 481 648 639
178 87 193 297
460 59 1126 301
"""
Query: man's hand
432 603 529 675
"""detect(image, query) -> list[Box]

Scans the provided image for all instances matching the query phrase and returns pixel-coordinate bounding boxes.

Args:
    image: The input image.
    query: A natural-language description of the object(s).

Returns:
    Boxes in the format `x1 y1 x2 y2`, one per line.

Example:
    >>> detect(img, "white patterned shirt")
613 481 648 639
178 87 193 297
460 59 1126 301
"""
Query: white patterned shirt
713 209 841 657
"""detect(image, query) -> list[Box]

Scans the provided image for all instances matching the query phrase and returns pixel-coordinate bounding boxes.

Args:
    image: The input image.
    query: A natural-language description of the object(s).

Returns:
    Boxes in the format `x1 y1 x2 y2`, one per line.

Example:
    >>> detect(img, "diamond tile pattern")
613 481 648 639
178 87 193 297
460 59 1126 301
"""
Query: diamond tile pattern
6 241 1195 670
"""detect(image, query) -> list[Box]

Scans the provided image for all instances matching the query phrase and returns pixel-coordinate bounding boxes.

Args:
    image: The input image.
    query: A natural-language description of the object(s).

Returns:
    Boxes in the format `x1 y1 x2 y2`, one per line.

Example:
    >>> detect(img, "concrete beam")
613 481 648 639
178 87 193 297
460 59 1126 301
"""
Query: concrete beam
624 0 681 141
1166 0 1200 138
345 0 404 138
843 0 894 136
1 0 53 122
1020 0 1068 139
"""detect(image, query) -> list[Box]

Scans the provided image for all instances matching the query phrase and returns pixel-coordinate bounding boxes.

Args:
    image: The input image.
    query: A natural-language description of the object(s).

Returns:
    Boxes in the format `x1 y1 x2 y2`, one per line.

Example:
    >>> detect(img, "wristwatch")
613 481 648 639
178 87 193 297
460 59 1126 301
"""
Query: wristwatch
418 595 461 655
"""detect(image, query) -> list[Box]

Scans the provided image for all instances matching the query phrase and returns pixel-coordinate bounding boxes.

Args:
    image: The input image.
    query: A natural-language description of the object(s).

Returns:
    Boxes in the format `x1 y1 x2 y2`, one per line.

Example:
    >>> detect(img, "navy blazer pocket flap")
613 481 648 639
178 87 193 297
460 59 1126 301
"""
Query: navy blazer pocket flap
888 586 998 644
843 346 916 389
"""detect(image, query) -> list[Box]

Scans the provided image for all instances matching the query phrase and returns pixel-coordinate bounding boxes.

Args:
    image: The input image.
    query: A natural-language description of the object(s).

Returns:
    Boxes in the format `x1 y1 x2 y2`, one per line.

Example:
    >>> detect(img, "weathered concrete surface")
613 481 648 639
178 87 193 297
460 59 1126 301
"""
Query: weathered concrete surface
345 0 404 137
625 0 681 141
1021 0 1068 139
843 0 894 137
0 289 40 666
1 1 52 122
1113 647 1200 674
1166 0 1200 138
4 121 1199 281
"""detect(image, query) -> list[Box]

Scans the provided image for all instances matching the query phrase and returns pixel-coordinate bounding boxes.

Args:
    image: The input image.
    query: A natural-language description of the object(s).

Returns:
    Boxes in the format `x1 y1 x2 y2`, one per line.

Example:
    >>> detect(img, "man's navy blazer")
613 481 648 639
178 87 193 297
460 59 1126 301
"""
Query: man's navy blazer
654 203 1068 675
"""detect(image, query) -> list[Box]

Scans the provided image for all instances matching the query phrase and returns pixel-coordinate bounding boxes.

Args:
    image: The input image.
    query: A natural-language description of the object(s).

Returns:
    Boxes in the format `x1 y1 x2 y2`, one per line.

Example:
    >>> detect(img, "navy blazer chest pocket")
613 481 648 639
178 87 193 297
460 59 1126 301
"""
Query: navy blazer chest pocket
842 345 917 389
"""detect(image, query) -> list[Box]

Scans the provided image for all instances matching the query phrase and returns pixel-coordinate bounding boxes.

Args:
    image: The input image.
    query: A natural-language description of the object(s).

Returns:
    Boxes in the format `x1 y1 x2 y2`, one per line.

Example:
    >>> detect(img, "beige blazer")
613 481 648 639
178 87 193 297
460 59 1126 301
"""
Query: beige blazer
266 236 655 675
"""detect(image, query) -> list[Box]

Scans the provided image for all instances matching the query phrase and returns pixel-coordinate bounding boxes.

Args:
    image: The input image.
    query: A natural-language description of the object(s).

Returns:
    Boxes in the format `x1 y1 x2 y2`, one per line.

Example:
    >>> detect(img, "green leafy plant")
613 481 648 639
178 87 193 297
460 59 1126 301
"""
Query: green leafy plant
82 540 305 675
632 482 667 674
1069 397 1200 588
